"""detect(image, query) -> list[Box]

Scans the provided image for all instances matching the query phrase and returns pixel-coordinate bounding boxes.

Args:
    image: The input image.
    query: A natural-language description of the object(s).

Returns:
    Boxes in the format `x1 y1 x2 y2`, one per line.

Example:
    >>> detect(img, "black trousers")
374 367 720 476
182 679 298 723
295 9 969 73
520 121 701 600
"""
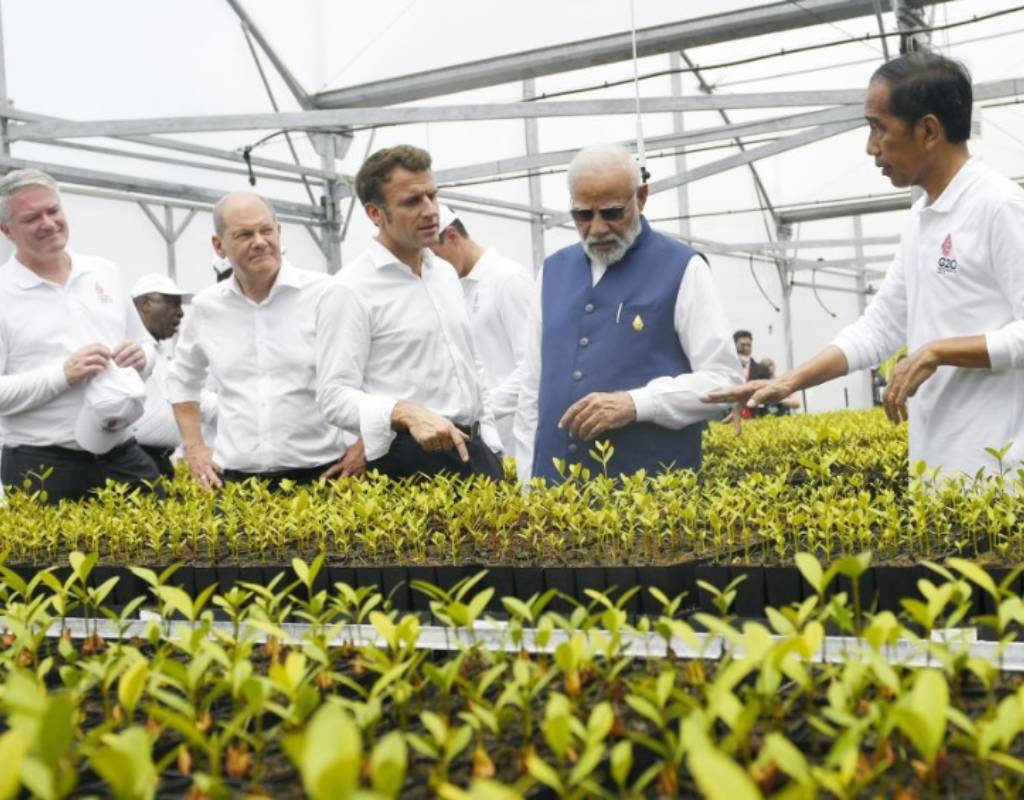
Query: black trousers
221 461 338 490
1 439 161 504
366 430 504 481
139 444 176 480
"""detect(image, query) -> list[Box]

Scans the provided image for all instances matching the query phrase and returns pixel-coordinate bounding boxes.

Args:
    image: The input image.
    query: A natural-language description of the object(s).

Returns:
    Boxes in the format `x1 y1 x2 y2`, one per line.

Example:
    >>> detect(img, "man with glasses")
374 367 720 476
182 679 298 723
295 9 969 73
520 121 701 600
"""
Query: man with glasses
513 143 741 483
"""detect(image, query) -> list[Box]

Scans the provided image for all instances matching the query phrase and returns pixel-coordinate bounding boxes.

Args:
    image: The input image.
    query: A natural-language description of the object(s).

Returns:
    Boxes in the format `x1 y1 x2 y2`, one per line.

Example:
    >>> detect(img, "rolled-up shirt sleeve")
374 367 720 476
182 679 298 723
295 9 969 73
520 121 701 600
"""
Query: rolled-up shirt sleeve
315 281 397 461
166 302 209 404
831 243 908 373
627 255 744 428
983 198 1024 370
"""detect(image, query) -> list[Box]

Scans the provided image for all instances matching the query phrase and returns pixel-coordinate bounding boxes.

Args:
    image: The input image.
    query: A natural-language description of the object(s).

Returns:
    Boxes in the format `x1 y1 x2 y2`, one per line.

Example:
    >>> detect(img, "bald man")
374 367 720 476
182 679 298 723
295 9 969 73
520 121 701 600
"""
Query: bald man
514 144 741 483
167 192 363 489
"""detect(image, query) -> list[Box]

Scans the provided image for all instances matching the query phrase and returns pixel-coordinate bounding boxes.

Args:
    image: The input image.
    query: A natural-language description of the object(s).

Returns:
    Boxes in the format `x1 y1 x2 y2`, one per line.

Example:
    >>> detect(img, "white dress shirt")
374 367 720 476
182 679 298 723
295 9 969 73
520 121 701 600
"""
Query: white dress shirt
316 239 499 462
167 262 347 472
461 248 533 453
833 156 1024 477
134 341 217 449
514 253 743 483
0 251 154 449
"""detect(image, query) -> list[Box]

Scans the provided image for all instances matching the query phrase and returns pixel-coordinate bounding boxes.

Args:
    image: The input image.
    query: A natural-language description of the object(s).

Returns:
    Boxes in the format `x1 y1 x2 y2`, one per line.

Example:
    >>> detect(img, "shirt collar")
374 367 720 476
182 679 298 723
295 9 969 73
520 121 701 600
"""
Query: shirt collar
225 258 300 301
920 156 980 215
10 250 95 289
366 238 431 274
462 248 498 283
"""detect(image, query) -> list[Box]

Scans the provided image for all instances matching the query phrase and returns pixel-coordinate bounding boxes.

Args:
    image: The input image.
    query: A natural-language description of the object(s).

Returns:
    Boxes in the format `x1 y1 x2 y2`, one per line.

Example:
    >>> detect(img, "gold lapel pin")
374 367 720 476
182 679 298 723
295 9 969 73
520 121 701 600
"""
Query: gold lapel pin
632 314 644 333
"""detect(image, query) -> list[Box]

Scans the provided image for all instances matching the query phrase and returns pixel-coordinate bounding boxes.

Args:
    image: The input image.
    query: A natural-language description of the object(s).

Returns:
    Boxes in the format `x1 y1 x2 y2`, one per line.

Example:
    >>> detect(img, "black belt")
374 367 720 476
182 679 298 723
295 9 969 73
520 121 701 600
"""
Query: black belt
454 421 482 440
6 437 139 463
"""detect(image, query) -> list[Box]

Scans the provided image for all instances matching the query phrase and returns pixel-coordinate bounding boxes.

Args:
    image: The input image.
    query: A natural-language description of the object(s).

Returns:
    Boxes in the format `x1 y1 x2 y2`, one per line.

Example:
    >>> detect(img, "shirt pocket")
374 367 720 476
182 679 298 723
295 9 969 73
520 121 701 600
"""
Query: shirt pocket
611 301 662 377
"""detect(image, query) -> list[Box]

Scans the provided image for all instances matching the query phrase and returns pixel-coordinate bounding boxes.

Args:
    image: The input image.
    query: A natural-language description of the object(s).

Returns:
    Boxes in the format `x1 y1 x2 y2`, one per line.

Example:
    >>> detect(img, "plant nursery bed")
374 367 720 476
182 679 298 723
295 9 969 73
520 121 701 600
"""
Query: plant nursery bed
9 555 1023 626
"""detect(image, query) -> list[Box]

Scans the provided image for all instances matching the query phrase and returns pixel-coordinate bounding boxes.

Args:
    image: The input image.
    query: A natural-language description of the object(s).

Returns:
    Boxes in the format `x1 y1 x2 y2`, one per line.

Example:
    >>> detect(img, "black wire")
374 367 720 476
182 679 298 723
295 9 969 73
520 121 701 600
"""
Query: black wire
522 6 1024 103
749 254 781 313
811 261 839 318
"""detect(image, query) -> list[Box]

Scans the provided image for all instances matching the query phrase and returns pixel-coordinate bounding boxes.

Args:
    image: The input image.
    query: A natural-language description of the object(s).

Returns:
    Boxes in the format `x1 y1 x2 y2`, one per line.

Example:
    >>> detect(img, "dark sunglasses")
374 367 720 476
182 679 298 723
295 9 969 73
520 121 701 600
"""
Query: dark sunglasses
569 205 628 223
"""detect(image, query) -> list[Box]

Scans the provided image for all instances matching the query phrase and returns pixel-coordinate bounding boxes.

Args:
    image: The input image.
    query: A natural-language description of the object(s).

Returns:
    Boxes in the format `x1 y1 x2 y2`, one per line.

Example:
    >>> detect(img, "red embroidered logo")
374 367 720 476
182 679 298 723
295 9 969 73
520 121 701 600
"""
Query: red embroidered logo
94 281 113 304
941 234 953 256
937 234 958 274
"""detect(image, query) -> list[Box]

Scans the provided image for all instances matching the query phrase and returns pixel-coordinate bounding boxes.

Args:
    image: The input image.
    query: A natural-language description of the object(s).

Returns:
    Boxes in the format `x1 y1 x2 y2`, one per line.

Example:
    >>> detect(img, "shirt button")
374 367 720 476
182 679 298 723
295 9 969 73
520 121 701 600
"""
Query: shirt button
568 443 578 454
572 370 583 381
579 337 589 347
584 303 595 313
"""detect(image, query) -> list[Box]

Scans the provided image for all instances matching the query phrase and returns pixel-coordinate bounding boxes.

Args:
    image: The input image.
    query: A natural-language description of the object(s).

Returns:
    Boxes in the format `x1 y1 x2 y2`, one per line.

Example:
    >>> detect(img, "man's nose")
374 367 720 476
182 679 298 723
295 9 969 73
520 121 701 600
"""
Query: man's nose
589 213 609 236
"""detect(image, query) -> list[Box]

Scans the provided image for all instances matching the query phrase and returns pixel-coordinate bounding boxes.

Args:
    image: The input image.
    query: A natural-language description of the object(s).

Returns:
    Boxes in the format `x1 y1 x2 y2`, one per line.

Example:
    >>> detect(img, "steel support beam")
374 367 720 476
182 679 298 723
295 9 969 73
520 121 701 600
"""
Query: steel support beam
669 52 690 239
522 79 546 274
8 91 874 142
311 0 952 108
0 155 322 222
224 0 311 109
431 105 863 186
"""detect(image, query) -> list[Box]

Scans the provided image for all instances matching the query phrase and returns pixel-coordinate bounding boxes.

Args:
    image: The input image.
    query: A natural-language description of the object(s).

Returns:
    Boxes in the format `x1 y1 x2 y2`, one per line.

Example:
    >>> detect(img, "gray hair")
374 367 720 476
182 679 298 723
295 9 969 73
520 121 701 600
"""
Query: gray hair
212 191 277 237
567 144 641 195
0 169 61 224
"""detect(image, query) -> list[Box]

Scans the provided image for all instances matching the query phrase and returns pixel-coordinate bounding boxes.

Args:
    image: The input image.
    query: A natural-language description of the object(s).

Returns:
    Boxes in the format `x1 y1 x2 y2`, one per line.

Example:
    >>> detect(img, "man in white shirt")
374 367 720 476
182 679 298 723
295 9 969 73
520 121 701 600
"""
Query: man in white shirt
316 145 504 480
0 169 159 502
168 192 362 489
131 273 217 478
514 143 742 484
430 205 533 454
705 52 1024 478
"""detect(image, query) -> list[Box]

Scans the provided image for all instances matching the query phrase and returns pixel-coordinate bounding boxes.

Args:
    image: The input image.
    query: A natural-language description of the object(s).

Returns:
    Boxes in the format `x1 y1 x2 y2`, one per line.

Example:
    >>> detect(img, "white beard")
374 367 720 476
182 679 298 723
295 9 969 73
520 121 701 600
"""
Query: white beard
582 214 642 267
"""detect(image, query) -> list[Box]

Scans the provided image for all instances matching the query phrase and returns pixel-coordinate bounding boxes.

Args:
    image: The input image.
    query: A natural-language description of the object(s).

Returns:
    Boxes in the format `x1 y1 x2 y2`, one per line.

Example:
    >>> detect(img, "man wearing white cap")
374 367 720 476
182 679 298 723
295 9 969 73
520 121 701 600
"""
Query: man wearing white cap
431 206 533 455
168 191 362 489
130 273 217 478
0 168 160 503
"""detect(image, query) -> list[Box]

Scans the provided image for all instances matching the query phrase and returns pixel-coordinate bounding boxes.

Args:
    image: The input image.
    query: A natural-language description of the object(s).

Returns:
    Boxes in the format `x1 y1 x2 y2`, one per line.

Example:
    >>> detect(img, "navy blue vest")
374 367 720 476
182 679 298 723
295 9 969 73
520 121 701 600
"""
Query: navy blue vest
532 216 705 483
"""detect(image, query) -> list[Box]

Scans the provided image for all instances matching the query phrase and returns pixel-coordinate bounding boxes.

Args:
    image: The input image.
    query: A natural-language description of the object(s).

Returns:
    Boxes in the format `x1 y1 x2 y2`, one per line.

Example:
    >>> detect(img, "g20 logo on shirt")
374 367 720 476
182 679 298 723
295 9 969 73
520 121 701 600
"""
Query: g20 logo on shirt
937 233 959 275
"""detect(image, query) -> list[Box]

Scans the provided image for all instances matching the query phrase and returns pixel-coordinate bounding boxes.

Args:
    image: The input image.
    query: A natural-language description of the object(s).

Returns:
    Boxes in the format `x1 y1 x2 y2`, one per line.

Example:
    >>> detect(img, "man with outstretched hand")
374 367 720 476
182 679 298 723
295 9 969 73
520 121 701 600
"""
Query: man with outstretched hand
704 52 1024 478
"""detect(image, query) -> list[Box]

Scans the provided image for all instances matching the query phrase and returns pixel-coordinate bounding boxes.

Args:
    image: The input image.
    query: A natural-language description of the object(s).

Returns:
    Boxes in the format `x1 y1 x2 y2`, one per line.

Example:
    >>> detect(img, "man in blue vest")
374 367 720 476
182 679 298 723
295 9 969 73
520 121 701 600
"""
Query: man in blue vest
513 143 742 483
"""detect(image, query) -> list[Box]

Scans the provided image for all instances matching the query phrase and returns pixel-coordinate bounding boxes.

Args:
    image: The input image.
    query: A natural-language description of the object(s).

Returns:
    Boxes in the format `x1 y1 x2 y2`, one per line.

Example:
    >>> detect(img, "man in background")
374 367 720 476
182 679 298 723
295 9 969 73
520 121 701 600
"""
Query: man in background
431 205 532 454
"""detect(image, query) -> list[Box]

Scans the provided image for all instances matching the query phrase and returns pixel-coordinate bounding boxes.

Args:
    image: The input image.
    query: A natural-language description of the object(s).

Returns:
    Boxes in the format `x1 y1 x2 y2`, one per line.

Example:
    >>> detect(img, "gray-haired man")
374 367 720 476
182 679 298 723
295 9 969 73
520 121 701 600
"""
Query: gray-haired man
0 168 160 502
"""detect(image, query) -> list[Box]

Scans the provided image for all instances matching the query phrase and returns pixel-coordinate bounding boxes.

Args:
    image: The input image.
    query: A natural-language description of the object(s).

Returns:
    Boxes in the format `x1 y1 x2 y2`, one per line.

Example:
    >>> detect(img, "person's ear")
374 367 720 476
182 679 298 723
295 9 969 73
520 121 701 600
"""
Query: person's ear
919 113 943 149
365 202 384 229
636 182 650 211
211 234 226 259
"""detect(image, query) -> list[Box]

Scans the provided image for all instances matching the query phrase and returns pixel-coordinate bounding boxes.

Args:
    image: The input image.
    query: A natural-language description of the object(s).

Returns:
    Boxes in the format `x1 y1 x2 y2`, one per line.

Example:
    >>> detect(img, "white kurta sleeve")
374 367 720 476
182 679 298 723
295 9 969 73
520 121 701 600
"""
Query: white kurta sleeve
626 255 744 428
489 271 534 421
831 243 908 372
315 281 397 461
166 302 209 405
512 270 543 483
983 197 1024 370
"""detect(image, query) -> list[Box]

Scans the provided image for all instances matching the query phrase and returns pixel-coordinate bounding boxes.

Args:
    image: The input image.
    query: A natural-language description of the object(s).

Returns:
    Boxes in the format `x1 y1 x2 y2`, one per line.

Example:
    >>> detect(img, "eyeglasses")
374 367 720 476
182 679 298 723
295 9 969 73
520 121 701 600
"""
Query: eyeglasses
569 205 628 223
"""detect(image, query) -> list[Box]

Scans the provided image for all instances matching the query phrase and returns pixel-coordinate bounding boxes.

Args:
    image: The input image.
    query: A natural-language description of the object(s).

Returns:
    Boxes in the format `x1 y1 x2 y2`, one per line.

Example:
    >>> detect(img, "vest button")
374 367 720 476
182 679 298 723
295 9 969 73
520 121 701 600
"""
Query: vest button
584 303 595 313
579 337 589 347
568 443 579 454
572 370 583 381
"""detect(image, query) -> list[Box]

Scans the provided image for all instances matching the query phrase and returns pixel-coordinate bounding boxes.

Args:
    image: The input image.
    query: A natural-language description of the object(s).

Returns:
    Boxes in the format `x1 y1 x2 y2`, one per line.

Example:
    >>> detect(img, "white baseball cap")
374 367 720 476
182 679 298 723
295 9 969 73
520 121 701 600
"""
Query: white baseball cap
74 365 147 454
130 273 193 302
438 204 459 232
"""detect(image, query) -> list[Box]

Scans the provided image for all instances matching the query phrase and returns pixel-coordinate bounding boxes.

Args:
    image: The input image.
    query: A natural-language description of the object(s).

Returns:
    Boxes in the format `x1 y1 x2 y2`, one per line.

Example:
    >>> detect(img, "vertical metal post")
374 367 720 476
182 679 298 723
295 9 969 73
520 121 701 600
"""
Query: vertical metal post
163 205 177 281
522 79 546 275
776 222 796 374
318 135 342 274
669 53 690 239
0 1 10 157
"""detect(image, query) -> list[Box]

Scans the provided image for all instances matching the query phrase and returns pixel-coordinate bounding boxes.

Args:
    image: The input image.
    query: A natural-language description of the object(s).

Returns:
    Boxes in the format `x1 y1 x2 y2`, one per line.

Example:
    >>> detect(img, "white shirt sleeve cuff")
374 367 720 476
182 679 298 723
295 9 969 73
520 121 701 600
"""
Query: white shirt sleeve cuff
359 395 398 461
166 379 203 405
48 362 70 393
628 388 654 423
985 329 1015 371
830 335 862 374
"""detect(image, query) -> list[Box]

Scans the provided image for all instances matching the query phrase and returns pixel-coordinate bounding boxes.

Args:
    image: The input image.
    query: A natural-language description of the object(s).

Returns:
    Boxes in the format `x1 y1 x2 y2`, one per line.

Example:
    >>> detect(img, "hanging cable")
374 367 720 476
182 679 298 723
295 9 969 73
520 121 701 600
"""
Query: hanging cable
811 258 839 318
749 254 781 312
628 0 649 182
